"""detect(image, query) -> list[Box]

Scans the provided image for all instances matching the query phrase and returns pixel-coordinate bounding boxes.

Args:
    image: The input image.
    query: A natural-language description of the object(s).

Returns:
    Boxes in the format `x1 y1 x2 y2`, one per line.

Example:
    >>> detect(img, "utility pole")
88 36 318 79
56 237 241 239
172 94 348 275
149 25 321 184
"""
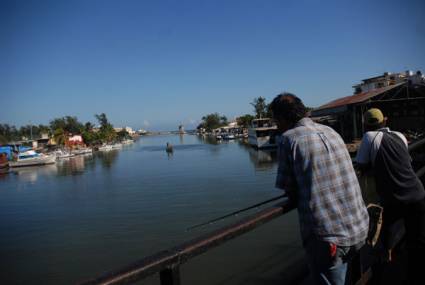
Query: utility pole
29 121 33 140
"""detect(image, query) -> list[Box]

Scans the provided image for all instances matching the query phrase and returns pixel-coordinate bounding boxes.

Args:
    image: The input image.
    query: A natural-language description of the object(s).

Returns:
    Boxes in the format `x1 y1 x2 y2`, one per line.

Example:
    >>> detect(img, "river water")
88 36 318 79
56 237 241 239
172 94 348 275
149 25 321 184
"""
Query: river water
0 135 302 285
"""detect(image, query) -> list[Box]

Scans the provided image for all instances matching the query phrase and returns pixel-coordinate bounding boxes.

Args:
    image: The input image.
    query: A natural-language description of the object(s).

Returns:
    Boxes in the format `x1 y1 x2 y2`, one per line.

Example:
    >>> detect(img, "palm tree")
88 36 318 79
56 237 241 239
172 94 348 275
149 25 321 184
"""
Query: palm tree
250 97 268 118
53 128 67 146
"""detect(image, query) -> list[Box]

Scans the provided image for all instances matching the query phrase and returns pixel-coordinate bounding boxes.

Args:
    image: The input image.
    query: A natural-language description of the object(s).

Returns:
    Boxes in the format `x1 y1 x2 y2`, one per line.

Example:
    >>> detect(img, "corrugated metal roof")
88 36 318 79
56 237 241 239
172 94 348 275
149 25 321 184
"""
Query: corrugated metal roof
314 82 405 112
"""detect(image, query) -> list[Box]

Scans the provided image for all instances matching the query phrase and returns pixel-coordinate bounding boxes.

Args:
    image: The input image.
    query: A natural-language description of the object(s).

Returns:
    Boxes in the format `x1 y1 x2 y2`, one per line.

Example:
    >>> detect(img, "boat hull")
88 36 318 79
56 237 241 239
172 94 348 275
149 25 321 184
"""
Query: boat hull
9 155 56 167
71 148 93 155
247 129 279 149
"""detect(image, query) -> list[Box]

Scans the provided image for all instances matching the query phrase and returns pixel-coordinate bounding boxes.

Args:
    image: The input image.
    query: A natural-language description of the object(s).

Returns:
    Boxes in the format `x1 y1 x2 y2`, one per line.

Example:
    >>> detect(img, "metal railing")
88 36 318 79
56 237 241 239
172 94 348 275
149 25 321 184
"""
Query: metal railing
78 138 425 285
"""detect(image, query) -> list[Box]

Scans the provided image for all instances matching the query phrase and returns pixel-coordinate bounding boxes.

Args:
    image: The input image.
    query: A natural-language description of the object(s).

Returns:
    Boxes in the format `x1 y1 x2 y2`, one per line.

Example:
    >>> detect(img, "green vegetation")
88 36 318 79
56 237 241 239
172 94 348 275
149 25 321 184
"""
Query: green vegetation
95 113 117 143
197 113 228 131
251 97 272 119
117 129 131 141
197 95 312 132
197 96 269 131
236 114 255 128
0 123 51 142
1 113 121 146
50 116 83 134
81 121 103 145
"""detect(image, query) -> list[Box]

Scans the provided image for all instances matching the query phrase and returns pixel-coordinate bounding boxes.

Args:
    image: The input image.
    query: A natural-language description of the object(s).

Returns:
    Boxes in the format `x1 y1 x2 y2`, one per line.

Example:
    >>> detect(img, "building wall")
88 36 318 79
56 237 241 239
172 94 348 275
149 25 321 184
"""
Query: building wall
354 71 424 94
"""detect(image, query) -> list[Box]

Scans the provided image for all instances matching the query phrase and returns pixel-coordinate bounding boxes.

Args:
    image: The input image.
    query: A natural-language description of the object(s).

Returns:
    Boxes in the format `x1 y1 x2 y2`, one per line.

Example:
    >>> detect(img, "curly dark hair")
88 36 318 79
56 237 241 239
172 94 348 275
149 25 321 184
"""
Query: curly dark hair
269 92 307 125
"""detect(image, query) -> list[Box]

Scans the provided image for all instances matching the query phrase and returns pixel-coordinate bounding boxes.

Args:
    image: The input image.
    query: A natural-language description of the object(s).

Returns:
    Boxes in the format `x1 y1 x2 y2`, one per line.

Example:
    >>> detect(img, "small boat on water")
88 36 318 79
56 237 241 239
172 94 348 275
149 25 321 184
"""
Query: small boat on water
166 143 173 153
9 150 56 167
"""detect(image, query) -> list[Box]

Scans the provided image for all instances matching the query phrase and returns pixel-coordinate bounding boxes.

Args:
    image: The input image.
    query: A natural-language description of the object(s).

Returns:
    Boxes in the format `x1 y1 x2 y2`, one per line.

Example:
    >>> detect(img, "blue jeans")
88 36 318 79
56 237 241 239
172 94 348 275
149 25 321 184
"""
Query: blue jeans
304 237 362 285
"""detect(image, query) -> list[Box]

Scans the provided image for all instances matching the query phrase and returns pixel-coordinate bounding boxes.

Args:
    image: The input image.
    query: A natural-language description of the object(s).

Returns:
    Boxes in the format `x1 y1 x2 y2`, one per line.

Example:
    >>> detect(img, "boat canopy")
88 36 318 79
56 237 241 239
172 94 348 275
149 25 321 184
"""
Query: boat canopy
0 146 32 160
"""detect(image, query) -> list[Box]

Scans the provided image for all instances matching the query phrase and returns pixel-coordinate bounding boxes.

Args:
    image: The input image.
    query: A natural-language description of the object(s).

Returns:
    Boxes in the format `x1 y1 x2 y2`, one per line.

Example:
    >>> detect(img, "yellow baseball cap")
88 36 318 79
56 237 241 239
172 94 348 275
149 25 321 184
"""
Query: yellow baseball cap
364 108 384 126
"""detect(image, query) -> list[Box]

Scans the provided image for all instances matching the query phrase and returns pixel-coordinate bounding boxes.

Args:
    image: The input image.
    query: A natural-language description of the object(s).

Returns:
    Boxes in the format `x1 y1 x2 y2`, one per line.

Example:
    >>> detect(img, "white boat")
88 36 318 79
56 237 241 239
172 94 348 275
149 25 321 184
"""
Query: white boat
54 149 75 159
9 150 56 167
98 145 113 151
223 133 235 140
71 148 93 155
121 139 134 145
248 118 279 149
111 143 123 149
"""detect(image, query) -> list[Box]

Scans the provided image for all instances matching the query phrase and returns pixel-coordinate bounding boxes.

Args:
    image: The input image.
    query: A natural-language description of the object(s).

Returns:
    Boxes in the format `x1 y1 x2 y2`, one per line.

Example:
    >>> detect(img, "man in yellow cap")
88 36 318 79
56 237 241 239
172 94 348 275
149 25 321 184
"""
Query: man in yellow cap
356 108 425 284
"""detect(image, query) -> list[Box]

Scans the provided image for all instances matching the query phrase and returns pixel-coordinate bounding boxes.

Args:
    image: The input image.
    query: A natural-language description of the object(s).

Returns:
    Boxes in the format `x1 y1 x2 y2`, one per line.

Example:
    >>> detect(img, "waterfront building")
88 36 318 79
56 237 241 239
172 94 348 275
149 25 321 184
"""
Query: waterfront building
68 135 83 144
353 70 424 94
124 127 135 135
311 70 425 141
113 127 135 135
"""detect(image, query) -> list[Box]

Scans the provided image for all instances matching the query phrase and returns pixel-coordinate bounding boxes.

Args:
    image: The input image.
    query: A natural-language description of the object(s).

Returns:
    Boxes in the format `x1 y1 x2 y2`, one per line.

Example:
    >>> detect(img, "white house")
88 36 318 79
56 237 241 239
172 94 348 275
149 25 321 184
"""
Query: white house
353 70 424 94
68 135 83 143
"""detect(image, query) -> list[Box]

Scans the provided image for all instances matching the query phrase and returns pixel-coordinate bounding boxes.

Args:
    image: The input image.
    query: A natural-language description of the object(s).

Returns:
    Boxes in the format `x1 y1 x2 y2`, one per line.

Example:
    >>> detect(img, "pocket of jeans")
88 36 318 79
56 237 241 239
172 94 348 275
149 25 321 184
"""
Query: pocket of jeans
305 239 334 268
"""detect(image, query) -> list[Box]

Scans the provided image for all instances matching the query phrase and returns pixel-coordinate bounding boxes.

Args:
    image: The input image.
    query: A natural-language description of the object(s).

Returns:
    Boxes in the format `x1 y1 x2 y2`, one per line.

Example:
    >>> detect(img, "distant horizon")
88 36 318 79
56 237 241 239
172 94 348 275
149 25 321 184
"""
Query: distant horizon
1 0 424 131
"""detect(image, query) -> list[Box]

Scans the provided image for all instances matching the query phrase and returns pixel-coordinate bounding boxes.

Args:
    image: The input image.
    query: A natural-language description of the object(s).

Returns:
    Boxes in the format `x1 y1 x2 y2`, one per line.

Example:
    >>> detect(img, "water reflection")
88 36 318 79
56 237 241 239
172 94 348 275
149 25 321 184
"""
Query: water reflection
57 154 95 176
236 141 278 170
196 134 220 145
11 164 58 183
249 149 278 170
97 150 119 169
0 168 9 179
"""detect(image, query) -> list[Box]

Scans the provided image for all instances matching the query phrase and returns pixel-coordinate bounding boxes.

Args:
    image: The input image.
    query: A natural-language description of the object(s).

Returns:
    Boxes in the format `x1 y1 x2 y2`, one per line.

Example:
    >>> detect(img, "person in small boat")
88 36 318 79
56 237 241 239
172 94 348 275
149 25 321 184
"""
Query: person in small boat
166 142 173 152
271 93 369 285
356 108 425 284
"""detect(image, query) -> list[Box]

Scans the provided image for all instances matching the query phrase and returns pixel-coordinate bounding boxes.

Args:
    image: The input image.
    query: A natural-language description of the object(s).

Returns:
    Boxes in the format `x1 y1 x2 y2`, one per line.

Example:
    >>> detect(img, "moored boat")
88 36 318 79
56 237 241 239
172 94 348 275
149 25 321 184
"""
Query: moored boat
98 144 113 151
111 143 123 149
222 133 235 140
9 150 56 167
248 118 279 149
54 149 75 159
71 148 93 155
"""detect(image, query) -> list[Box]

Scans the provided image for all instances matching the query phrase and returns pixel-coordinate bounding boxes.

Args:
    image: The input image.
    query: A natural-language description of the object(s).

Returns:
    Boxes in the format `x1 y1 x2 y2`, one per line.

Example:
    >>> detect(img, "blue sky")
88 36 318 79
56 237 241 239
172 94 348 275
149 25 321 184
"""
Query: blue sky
1 0 424 131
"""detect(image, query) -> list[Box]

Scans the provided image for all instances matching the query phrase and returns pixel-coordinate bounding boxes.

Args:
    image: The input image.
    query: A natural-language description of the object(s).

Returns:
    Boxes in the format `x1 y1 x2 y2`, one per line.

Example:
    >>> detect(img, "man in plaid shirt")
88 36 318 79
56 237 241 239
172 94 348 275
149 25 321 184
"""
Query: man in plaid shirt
270 93 369 285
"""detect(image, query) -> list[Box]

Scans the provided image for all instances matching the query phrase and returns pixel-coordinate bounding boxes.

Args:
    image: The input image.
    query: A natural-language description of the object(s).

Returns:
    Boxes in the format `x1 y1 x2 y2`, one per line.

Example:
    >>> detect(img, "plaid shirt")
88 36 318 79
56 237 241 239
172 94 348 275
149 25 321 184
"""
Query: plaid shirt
276 118 369 246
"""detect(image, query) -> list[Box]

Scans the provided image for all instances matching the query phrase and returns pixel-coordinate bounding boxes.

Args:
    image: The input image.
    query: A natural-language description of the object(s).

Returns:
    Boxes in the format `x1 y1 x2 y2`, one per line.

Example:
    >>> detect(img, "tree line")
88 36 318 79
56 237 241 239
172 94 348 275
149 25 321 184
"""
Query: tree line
197 97 271 131
0 113 130 146
197 96 314 131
